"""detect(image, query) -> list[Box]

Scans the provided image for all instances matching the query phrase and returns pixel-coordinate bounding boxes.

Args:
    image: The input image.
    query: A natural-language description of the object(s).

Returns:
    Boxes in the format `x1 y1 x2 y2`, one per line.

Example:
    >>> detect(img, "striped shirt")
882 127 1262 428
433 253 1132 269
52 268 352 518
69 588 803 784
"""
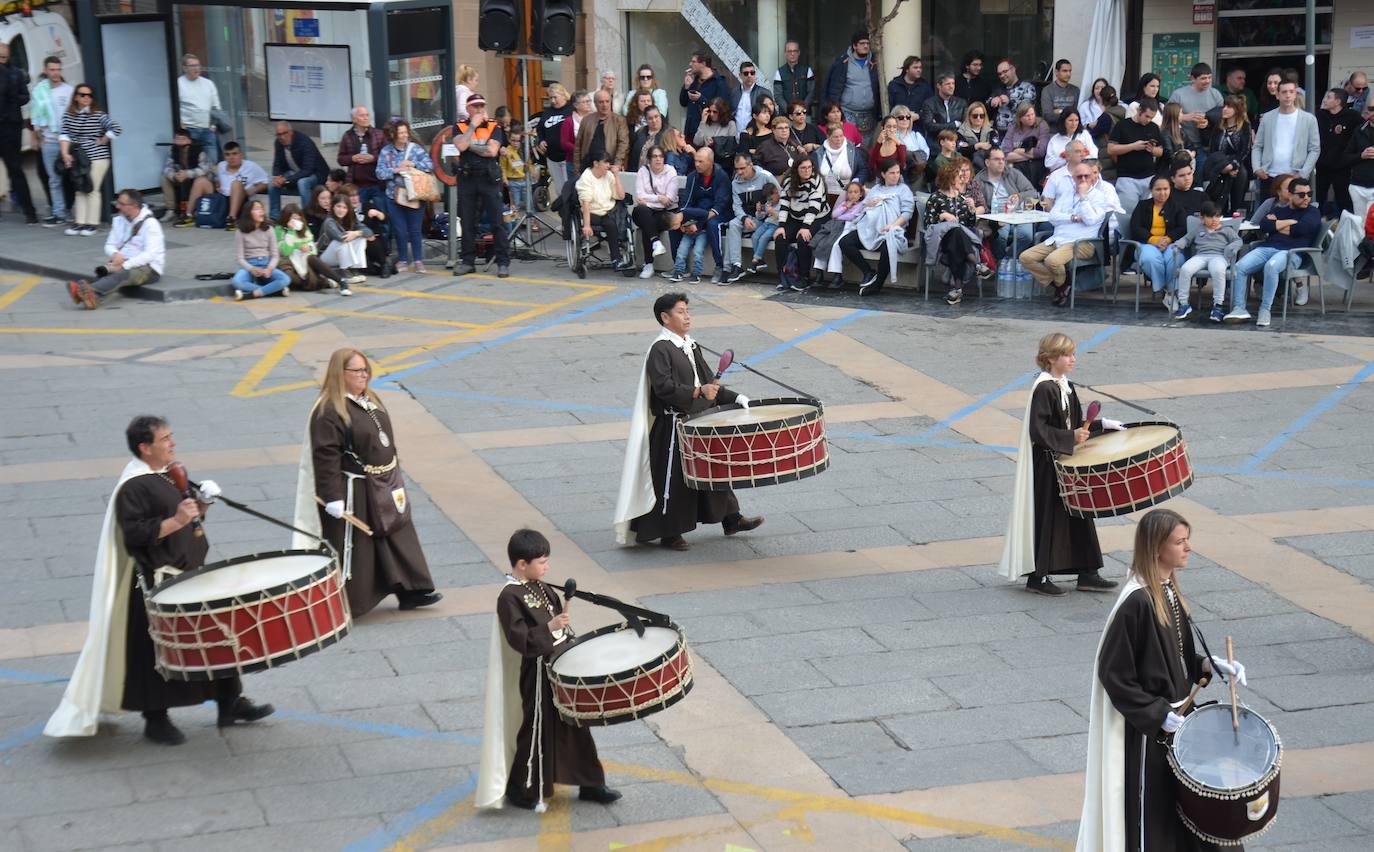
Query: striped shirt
60 108 122 161
777 175 826 226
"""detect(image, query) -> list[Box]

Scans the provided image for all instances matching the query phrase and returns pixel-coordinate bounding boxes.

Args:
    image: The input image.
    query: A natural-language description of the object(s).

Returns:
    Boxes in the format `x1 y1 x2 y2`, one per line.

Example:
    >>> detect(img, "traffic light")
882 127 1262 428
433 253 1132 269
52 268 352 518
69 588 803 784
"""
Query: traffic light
477 0 521 52
531 0 577 56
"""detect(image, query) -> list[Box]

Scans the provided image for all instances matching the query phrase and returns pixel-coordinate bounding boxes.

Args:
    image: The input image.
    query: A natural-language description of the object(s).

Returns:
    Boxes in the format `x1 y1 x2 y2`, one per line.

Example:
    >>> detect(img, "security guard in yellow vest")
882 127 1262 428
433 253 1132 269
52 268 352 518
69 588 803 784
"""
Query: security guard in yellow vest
452 93 511 277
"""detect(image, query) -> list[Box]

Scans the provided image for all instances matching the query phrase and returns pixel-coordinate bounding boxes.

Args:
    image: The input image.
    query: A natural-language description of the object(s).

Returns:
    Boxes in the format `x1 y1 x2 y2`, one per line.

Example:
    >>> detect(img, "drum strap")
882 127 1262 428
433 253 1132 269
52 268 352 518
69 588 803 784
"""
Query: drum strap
1190 621 1228 687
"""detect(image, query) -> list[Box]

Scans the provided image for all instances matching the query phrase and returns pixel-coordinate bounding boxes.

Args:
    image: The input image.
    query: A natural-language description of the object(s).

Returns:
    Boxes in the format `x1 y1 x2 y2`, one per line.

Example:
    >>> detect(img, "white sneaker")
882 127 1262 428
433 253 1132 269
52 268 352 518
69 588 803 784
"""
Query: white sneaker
638 263 655 279
1256 308 1272 328
338 287 353 296
64 225 81 236
346 274 366 285
1223 306 1251 323
1294 282 1309 306
651 239 666 257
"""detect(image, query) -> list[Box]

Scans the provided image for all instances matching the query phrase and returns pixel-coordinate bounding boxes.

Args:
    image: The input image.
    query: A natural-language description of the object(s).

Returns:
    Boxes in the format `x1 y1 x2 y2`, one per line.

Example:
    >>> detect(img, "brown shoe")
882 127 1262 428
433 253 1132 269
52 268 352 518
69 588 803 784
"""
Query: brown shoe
724 515 764 535
66 280 84 305
660 536 690 551
77 281 99 310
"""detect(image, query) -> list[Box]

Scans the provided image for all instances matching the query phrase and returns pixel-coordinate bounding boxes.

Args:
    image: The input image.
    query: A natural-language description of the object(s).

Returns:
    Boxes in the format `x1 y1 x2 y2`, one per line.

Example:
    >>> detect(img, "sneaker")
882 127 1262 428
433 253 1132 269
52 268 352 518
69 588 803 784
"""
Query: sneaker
651 239 666 257
710 268 726 284
1161 290 1177 314
1025 575 1067 597
345 274 367 285
857 274 879 296
233 290 245 301
161 209 178 222
42 216 63 228
1256 307 1271 328
413 261 426 273
639 263 655 279
945 288 962 305
1172 303 1192 320
686 274 701 285
76 281 98 310
1076 571 1119 592
338 286 353 296
1209 305 1226 323
64 225 82 236
1223 306 1251 323
976 263 994 280
662 270 686 282
749 260 771 274
775 280 789 291
79 225 97 236
497 264 511 278
66 280 84 306
395 261 410 274
281 286 290 296
789 279 809 293
725 265 747 284
24 213 38 225
174 217 195 228
454 264 477 276
1294 281 1309 306
225 220 237 232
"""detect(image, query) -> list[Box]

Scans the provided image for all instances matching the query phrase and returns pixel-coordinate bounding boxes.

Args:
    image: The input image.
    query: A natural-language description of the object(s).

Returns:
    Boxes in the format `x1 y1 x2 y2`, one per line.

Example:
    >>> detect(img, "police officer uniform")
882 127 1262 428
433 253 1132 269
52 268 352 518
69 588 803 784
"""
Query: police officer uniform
452 93 511 275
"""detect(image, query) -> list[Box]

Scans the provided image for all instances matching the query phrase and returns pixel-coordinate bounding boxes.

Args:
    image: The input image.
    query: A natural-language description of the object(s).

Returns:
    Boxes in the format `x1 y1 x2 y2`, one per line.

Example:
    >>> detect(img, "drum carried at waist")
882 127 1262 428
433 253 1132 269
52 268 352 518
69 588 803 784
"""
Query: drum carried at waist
1053 420 1193 518
145 549 351 680
547 622 693 727
676 397 828 491
1168 703 1283 846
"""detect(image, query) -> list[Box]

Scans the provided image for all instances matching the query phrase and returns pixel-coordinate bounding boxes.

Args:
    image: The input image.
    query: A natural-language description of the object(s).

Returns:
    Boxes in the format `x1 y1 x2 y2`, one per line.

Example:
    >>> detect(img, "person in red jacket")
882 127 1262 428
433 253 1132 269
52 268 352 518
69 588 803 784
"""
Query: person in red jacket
1361 201 1374 262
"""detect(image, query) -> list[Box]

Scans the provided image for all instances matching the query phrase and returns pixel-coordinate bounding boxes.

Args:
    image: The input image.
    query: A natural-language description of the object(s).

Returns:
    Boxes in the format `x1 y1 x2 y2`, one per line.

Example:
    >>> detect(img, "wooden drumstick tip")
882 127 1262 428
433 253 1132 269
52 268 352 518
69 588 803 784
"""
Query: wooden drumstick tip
314 495 374 536
1227 635 1240 732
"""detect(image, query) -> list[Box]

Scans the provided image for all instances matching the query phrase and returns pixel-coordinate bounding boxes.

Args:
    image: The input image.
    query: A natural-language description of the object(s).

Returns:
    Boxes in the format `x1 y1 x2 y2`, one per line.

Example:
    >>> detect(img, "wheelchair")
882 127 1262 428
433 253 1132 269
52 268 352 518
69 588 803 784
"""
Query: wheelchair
554 182 637 279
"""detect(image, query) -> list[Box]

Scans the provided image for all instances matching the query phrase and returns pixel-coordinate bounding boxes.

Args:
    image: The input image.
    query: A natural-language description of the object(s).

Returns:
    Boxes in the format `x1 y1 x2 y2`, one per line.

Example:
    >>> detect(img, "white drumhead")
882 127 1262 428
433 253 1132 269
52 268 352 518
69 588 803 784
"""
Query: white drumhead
1061 424 1180 467
151 553 333 604
551 626 681 677
689 403 817 428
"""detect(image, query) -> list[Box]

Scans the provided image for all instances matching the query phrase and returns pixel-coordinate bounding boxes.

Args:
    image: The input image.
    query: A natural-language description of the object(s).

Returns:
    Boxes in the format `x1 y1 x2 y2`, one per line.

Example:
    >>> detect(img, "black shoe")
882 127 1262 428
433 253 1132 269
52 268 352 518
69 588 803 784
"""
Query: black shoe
497 264 511 278
827 276 845 290
380 264 392 279
144 714 187 746
398 590 444 610
1076 572 1119 592
723 515 764 535
1025 575 1067 597
660 535 690 551
725 265 747 284
857 274 879 296
579 785 622 804
789 279 810 292
25 213 39 225
454 264 476 276
505 792 538 810
217 696 276 727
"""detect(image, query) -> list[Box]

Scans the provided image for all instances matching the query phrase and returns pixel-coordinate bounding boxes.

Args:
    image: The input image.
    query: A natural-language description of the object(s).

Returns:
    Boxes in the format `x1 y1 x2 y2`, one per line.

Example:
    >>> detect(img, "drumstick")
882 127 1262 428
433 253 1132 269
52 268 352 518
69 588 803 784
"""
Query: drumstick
1082 400 1101 430
314 496 374 536
1227 635 1240 736
1176 681 1204 716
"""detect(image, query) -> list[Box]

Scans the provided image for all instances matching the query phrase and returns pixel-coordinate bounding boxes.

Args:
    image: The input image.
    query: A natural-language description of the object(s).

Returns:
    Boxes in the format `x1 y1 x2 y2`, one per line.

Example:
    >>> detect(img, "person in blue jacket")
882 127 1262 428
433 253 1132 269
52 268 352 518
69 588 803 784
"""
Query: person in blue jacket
663 148 731 283
680 52 729 141
269 121 329 219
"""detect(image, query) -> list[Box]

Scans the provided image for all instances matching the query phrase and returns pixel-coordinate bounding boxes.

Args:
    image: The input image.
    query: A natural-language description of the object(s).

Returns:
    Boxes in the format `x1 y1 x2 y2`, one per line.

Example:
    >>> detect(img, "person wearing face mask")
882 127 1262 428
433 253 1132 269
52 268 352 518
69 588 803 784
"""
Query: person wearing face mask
275 204 349 294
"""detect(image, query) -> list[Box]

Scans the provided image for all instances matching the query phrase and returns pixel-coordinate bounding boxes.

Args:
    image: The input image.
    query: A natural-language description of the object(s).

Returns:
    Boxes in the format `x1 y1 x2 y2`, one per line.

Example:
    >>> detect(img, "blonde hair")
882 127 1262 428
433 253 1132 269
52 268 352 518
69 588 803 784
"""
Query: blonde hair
1035 332 1075 371
661 126 688 154
457 64 478 86
547 82 569 101
1161 102 1184 146
1129 508 1192 628
317 348 386 423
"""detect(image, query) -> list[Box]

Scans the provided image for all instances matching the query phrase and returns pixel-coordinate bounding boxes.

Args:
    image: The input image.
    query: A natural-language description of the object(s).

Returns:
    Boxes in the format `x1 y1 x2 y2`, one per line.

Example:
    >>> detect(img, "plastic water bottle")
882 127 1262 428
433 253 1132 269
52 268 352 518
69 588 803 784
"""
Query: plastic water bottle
997 257 1012 297
1014 262 1030 298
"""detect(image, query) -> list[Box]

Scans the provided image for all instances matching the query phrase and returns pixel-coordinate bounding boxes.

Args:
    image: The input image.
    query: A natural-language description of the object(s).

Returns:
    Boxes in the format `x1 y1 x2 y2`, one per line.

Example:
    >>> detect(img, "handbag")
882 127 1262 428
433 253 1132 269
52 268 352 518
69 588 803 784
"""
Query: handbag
343 413 411 537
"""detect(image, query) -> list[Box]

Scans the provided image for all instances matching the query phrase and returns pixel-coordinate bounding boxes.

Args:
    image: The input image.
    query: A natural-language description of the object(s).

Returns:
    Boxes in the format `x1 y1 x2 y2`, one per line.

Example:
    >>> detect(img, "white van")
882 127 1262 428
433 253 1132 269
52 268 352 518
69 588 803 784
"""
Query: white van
0 5 84 148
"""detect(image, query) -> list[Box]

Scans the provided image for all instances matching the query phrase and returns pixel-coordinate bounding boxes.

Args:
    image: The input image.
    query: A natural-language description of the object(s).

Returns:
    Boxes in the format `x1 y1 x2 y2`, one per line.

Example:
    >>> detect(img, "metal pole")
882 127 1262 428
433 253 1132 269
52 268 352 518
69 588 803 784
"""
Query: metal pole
447 182 458 267
1305 0 1316 112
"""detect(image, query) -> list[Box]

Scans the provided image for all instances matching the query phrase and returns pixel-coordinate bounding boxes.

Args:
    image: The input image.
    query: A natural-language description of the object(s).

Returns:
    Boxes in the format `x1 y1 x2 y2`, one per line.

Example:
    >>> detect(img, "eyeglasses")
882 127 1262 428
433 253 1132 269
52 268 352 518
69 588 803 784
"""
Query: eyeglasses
344 367 371 374
1291 191 1312 198
275 131 290 137
741 70 756 76
791 110 806 116
639 74 653 80
896 115 912 120
76 92 93 98
1073 174 1095 182
969 112 985 118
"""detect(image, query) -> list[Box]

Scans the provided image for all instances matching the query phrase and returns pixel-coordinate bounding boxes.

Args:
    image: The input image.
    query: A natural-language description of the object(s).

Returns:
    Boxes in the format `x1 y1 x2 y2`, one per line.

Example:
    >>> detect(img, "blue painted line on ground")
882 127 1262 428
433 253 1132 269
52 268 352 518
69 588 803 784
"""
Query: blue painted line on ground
0 722 44 756
0 667 68 684
830 431 1016 454
272 709 480 744
401 386 631 417
343 772 478 852
1195 464 1374 490
1239 358 1374 472
375 289 644 386
730 309 876 372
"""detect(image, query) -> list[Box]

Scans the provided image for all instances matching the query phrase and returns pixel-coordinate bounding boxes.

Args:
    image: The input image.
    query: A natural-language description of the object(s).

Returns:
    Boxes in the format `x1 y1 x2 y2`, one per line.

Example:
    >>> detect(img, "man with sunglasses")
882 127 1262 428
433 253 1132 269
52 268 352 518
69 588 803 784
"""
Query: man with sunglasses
730 62 770 138
1227 176 1321 327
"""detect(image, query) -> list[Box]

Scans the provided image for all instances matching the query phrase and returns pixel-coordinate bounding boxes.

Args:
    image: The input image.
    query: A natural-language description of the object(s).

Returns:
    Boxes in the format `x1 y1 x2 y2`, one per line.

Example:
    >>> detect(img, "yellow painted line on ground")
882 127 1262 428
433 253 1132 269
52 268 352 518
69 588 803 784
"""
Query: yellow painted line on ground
230 330 304 397
383 799 476 852
259 304 485 329
352 284 543 308
0 276 41 311
537 794 573 851
439 270 617 291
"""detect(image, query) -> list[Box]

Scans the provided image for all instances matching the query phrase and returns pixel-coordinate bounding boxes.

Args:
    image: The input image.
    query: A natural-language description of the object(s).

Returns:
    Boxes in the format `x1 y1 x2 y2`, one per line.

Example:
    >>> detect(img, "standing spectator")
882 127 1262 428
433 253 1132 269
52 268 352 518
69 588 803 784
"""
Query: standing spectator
813 122 867 206
1045 108 1096 172
1126 174 1188 314
921 74 967 147
1345 72 1370 115
976 147 1038 258
317 190 371 284
839 159 914 296
176 54 221 163
888 56 934 118
1228 176 1321 326
955 51 992 106
771 157 825 291
1040 59 1080 123
990 59 1038 134
275 204 348 294
575 151 631 271
723 151 781 283
160 128 209 225
661 127 694 173
451 93 509 277
1002 102 1050 187
336 105 389 225
1253 81 1320 199
774 42 816 119
821 102 863 147
60 84 121 236
755 116 808 181
454 64 478 124
824 31 883 146
269 121 328 219
628 105 665 172
1020 160 1120 307
375 118 435 273
680 52 728 142
1347 113 1374 218
1316 88 1360 215
0 42 36 224
185 141 268 230
231 199 291 300
731 61 770 137
599 70 624 114
624 65 670 120
535 84 575 182
1125 74 1164 126
893 105 931 182
1258 69 1283 117
1160 103 1188 165
1217 66 1258 124
786 100 824 153
664 148 730 284
500 121 530 211
1108 97 1165 215
1168 63 1222 175
632 146 683 278
1205 96 1253 216
559 91 595 179
67 189 163 310
29 55 73 226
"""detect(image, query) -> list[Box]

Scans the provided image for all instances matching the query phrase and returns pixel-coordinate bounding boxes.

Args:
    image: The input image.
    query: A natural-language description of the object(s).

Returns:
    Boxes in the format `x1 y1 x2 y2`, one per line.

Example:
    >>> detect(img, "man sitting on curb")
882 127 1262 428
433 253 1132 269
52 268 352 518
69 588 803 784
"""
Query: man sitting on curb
68 189 165 310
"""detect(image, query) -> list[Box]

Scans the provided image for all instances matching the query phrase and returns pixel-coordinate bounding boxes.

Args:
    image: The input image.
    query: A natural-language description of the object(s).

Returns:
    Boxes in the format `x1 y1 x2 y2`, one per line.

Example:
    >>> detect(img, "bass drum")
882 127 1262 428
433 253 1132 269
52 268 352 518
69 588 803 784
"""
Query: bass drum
546 623 693 726
1168 703 1282 846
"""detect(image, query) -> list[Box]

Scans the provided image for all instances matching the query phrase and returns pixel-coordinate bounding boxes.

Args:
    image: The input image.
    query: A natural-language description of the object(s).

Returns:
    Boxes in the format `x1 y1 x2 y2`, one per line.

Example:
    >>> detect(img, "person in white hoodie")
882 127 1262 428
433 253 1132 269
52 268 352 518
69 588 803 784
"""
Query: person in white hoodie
69 188 166 309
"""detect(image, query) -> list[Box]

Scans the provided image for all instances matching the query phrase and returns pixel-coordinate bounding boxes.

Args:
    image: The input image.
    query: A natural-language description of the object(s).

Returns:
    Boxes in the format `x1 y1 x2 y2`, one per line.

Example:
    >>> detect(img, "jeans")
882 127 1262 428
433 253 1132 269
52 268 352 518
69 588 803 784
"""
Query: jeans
186 126 219 164
268 174 320 219
727 215 764 268
1137 244 1180 293
507 179 529 212
993 222 1034 260
1233 245 1295 311
674 230 709 275
387 196 426 264
40 140 67 219
1177 254 1229 306
752 221 780 264
91 264 158 297
232 257 291 295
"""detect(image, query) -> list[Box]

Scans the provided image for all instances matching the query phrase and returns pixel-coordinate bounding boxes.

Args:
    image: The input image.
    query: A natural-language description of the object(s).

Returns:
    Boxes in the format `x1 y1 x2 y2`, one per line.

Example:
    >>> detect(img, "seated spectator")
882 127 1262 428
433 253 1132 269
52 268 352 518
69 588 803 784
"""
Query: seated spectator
723 151 782 283
664 148 731 284
1020 160 1120 306
304 184 333 235
867 115 908 181
821 102 863 147
1361 200 1374 262
771 157 825 291
67 189 163 310
1228 176 1321 326
976 147 1039 259
891 106 930 181
1078 78 1111 129
375 118 436 273
1127 174 1188 313
921 75 968 146
326 168 347 194
269 121 328 219
317 191 371 285
925 157 983 305
632 145 684 278
839 159 915 296
185 141 269 229
1160 103 1188 164
1175 201 1243 323
1002 102 1050 186
751 182 784 276
1206 96 1253 216
1249 173 1297 228
787 100 824 153
161 128 209 225
1169 158 1209 217
737 101 777 159
957 101 1000 173
575 151 631 272
693 98 738 161
628 106 666 172
1045 108 1098 172
626 89 656 130
346 183 392 277
1042 139 1090 208
1108 97 1165 215
812 179 866 287
756 116 809 182
814 122 868 206
661 127 694 174
927 129 960 185
231 199 291 300
275 203 348 294
1092 86 1126 177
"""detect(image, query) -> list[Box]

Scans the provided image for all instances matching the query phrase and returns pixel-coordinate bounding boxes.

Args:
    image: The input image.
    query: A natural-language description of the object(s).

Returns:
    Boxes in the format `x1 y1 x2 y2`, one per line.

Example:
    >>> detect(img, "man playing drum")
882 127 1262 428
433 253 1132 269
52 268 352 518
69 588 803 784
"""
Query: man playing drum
46 416 273 745
613 293 764 551
475 529 621 811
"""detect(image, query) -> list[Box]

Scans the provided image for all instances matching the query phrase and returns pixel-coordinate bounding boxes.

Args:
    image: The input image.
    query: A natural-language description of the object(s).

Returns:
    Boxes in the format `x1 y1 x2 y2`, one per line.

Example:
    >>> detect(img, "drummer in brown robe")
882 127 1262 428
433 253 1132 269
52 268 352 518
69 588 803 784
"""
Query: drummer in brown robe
1077 508 1250 851
45 416 273 746
998 332 1123 596
294 348 441 615
474 529 620 811
612 293 764 551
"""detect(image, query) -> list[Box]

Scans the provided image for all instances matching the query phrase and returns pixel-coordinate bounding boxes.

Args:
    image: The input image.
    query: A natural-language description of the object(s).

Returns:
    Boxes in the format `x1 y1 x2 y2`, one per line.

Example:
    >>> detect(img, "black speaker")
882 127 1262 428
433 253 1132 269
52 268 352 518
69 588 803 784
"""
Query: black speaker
531 0 577 56
478 0 521 52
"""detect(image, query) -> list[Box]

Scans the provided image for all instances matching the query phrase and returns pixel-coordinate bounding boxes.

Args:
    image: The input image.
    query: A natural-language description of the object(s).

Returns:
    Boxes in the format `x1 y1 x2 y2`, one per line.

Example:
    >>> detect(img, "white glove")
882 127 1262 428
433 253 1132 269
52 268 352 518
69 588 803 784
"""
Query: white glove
1102 418 1127 432
735 394 750 410
1210 656 1248 687
324 500 345 519
1162 711 1185 734
195 479 222 502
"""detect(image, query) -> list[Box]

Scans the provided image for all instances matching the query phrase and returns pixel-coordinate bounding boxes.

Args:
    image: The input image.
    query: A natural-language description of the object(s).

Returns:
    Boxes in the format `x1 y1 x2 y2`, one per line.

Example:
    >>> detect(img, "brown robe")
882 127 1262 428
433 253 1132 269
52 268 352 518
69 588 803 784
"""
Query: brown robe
631 339 741 543
497 581 605 798
310 398 435 616
116 474 240 712
1029 380 1104 576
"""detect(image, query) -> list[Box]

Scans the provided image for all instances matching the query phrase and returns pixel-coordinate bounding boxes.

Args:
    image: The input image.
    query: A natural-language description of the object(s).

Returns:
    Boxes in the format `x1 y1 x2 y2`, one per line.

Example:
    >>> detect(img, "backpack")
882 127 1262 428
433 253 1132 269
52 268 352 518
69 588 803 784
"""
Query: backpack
194 192 229 228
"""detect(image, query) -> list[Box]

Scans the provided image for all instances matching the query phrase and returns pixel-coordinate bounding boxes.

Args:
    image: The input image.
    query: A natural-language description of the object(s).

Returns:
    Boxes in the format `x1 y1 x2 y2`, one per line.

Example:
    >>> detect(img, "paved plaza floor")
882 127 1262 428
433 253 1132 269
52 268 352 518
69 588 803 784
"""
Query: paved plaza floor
2 218 1373 851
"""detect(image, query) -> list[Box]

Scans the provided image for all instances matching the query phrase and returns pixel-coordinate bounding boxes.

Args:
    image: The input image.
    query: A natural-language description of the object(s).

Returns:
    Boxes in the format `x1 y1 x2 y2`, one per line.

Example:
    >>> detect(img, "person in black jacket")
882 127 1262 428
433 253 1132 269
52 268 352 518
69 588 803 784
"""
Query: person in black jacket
1128 175 1189 316
0 42 37 224
1347 114 1374 212
823 32 884 145
887 56 934 119
269 121 329 219
1316 88 1361 215
680 52 729 142
1205 96 1253 216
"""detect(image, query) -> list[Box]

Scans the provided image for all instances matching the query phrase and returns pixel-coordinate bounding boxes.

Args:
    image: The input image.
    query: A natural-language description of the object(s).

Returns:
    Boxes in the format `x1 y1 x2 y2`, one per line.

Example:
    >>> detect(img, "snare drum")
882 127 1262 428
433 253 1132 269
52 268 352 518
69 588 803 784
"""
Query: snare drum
1053 421 1193 518
676 397 828 490
547 623 693 726
1168 703 1283 846
145 549 351 680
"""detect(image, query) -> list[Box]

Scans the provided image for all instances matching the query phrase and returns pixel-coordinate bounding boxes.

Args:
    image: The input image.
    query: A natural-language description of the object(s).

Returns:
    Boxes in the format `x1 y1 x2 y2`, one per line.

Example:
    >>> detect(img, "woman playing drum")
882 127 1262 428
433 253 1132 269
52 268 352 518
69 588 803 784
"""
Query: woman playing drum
1078 508 1250 852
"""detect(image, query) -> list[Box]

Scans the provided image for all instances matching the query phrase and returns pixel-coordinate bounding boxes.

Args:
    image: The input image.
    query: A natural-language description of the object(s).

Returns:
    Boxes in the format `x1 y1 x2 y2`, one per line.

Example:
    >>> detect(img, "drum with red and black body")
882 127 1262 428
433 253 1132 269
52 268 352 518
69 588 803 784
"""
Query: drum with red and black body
1053 420 1194 518
144 549 351 680
676 397 828 491
546 622 693 726
1168 702 1283 845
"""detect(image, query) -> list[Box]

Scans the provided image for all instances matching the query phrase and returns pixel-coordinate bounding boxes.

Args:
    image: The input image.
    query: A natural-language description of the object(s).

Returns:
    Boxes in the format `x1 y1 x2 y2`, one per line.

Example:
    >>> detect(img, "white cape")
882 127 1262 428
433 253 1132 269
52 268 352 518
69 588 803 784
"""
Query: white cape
474 577 526 809
1075 575 1142 852
611 330 679 545
44 460 155 737
291 401 324 550
998 372 1057 580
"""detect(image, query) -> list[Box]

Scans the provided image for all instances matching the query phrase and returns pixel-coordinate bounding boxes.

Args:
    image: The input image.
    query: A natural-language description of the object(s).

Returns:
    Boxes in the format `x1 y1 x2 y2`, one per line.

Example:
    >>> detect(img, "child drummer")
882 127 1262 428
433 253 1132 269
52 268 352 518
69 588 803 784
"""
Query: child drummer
474 528 621 811
998 332 1124 596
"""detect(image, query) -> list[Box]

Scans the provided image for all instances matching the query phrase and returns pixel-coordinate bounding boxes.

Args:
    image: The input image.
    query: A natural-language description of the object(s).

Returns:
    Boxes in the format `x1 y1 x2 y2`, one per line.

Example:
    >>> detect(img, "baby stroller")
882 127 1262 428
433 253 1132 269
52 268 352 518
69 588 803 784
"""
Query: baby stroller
553 177 637 279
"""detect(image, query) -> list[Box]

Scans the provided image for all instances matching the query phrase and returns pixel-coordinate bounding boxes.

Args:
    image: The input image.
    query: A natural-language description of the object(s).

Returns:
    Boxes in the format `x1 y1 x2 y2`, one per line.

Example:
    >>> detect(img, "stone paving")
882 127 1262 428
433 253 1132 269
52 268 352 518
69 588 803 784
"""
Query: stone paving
1 215 1374 851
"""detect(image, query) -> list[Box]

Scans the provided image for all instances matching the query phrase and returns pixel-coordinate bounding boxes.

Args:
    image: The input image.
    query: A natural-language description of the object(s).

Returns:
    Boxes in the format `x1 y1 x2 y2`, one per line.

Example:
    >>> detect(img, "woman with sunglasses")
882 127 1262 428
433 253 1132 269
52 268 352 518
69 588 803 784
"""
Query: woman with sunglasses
693 97 738 160
956 101 1000 173
60 85 122 236
624 64 669 121
786 100 823 153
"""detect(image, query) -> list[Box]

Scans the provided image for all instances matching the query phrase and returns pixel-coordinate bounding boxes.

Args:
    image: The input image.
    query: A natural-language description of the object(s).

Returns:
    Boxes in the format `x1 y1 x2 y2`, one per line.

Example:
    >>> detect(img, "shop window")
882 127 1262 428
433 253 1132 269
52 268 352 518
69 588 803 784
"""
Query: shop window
924 0 1054 84
1216 2 1332 52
